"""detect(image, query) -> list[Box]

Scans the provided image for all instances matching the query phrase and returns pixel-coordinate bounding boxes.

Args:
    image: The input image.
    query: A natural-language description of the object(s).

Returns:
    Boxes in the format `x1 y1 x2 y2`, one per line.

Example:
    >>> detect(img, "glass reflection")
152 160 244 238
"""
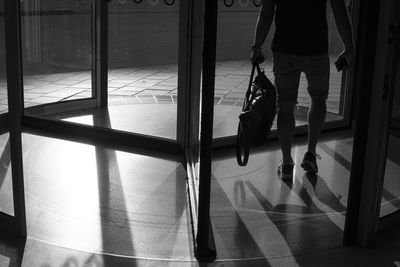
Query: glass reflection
0 0 13 217
0 134 14 216
106 0 179 139
380 67 400 217
213 0 347 138
20 0 94 108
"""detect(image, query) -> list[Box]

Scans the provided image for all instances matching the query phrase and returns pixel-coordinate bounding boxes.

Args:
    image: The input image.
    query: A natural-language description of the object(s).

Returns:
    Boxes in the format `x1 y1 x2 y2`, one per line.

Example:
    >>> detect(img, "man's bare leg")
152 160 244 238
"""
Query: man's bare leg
277 102 296 163
307 97 326 154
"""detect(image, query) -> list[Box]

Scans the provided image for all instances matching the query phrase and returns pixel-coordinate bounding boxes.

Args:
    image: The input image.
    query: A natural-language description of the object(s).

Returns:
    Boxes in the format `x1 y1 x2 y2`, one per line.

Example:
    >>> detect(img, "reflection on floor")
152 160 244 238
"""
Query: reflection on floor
1 131 400 266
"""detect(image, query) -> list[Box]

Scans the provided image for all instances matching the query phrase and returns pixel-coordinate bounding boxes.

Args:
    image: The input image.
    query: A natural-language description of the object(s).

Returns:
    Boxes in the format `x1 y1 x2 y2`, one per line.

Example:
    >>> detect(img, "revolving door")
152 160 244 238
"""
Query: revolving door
1 0 210 258
1 0 395 262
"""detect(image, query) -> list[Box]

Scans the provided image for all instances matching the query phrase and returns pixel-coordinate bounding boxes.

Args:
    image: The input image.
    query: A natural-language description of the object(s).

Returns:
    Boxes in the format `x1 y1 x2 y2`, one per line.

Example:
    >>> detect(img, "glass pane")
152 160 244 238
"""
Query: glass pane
380 61 400 218
0 133 13 217
105 0 179 139
0 0 13 216
21 0 94 109
0 0 7 114
213 1 347 138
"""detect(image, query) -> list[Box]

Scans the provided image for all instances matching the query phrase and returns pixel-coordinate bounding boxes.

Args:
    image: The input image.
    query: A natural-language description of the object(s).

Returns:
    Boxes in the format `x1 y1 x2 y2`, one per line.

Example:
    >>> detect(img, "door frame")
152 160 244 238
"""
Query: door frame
0 0 27 238
344 0 400 246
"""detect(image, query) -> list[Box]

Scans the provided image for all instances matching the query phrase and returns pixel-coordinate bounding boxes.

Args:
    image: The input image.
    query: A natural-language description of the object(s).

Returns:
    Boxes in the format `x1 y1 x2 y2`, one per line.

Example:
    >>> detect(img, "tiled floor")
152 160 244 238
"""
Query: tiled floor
0 60 345 139
1 130 400 266
0 59 343 115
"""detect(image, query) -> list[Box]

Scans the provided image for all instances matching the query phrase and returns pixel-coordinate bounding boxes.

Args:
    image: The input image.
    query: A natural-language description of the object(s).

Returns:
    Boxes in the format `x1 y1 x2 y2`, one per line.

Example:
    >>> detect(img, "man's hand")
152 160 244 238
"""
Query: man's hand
335 48 354 71
330 0 354 69
250 45 265 65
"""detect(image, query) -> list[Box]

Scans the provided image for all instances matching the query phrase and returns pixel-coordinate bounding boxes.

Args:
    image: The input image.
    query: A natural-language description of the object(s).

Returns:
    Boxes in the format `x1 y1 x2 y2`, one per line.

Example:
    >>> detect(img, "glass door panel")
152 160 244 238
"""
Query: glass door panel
213 1 350 139
0 133 13 217
0 0 14 216
21 0 95 109
380 46 400 218
106 0 179 140
213 1 256 138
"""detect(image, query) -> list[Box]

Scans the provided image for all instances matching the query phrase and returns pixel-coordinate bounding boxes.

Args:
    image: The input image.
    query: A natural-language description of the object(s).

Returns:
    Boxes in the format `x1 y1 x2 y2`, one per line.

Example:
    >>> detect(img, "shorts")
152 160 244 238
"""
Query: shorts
272 51 330 105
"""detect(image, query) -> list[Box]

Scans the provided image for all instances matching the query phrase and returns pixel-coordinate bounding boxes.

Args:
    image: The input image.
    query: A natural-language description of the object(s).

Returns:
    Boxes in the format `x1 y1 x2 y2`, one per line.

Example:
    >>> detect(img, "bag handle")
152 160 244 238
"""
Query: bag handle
236 63 259 166
244 63 257 102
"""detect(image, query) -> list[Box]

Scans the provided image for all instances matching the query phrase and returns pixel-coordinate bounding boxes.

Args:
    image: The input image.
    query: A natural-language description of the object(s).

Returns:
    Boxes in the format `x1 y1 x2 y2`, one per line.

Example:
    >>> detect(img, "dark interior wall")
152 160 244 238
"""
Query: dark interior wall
108 11 180 68
20 0 93 70
1 0 345 72
38 14 93 69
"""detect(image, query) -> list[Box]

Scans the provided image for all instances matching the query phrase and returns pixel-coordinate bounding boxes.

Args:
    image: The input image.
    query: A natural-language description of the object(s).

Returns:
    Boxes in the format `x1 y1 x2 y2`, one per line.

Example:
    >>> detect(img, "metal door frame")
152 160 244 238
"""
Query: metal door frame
0 0 26 238
344 0 400 247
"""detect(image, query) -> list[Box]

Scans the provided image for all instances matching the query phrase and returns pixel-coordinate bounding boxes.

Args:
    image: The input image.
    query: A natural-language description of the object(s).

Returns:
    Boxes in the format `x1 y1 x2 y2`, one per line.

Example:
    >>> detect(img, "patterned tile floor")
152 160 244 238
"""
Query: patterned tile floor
0 59 343 115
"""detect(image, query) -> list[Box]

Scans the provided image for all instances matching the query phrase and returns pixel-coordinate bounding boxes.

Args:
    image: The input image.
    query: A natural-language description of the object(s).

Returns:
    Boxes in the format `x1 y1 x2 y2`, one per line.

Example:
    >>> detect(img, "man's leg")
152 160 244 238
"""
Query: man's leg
307 96 326 154
278 101 297 163
302 54 330 173
273 53 301 164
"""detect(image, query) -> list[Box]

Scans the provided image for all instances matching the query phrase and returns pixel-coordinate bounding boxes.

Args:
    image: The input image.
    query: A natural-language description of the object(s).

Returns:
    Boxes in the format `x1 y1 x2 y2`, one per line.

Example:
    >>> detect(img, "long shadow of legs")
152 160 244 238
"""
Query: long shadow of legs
234 175 344 261
318 141 398 209
304 172 346 213
210 177 272 266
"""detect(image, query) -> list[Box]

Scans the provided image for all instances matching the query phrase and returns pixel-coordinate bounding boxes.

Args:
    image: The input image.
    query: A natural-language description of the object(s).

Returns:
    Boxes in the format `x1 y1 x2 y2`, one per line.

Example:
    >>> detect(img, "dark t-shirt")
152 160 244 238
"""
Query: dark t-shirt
271 0 329 56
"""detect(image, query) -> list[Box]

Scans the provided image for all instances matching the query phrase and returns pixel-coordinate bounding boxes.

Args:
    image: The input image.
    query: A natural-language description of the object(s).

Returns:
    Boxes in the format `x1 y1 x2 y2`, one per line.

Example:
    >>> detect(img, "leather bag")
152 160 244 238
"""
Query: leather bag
236 64 277 166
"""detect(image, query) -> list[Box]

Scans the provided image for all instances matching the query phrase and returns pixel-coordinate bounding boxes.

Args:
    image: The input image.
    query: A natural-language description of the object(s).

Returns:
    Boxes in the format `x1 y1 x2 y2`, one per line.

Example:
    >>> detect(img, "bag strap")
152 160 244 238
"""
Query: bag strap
256 63 263 76
243 63 257 109
236 63 258 166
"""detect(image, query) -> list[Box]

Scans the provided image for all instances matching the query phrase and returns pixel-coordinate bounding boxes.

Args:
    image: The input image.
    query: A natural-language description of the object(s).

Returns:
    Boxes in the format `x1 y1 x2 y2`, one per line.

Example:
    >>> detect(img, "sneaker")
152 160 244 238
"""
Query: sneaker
277 161 295 179
301 151 321 173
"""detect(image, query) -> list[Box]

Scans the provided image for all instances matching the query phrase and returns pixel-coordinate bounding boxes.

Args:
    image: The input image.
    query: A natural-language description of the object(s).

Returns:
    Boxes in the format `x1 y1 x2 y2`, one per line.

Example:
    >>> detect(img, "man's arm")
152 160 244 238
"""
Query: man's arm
330 0 355 65
251 0 276 64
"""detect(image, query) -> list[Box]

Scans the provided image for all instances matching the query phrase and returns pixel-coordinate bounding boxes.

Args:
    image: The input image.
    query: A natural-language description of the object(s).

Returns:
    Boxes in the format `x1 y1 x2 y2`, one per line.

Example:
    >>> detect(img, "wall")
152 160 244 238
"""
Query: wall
1 0 345 73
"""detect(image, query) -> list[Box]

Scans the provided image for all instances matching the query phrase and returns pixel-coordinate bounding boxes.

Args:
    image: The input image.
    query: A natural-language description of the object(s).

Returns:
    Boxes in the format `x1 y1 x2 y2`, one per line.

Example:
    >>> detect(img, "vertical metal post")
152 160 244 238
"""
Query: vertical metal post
343 0 379 245
343 0 395 246
177 0 201 149
4 0 27 237
178 0 205 259
95 0 108 108
195 0 217 261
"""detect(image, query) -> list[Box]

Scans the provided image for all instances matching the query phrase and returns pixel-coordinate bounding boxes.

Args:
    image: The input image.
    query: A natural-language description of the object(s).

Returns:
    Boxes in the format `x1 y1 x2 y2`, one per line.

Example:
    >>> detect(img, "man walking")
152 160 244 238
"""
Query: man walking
251 0 354 178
